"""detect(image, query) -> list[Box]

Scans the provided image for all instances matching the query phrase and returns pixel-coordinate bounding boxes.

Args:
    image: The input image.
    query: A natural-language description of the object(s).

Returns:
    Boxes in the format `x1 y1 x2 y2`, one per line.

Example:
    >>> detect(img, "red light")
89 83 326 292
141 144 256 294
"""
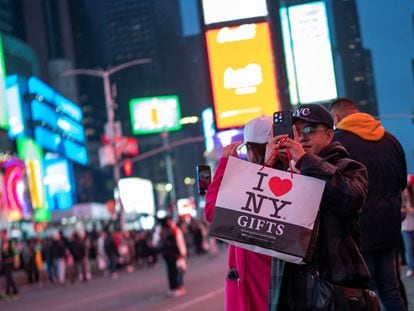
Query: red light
123 158 132 176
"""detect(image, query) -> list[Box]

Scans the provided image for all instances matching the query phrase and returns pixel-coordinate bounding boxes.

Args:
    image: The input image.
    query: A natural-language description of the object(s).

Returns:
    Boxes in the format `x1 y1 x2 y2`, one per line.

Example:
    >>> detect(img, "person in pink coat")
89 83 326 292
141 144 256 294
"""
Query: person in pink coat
205 116 272 311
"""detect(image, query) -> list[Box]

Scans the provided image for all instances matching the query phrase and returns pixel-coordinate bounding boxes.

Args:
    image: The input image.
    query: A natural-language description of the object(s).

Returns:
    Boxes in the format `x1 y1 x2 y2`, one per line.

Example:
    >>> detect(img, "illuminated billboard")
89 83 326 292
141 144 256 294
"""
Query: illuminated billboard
32 99 85 143
28 77 83 122
43 158 75 211
280 1 337 105
201 0 268 25
118 177 155 215
129 95 182 135
0 35 8 130
16 137 50 222
201 108 215 152
5 75 24 138
0 156 31 221
205 22 280 130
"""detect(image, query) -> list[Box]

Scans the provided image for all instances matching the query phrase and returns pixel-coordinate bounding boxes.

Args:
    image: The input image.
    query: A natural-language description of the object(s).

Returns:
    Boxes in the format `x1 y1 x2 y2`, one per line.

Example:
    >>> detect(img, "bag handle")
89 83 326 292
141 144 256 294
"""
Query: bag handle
262 137 294 179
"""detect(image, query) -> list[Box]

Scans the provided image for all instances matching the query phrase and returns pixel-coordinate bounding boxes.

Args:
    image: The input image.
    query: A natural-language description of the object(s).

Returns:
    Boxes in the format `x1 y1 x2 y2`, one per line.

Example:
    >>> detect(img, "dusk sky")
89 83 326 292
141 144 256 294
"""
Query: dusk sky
356 0 414 171
180 0 414 171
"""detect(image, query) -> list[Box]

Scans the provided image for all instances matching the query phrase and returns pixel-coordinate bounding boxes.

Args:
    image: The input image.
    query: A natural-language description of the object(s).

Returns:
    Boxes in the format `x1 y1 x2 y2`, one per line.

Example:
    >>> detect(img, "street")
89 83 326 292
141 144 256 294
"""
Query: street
1 249 227 311
2 247 414 311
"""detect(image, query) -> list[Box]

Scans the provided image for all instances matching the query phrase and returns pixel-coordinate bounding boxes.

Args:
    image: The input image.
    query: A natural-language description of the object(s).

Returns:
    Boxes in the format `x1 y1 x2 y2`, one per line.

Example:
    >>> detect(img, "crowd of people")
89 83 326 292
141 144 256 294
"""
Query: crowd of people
0 218 214 300
1 98 413 310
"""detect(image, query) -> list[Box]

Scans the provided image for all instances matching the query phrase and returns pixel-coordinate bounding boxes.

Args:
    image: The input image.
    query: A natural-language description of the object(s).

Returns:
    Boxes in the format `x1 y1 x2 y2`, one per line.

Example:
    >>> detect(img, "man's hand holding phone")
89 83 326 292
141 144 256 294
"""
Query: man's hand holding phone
265 111 293 166
273 111 293 138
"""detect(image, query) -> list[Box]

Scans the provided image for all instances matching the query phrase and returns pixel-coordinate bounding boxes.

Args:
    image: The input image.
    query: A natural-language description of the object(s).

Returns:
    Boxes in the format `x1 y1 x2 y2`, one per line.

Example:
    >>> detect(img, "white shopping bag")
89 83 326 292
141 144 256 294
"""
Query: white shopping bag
210 156 326 264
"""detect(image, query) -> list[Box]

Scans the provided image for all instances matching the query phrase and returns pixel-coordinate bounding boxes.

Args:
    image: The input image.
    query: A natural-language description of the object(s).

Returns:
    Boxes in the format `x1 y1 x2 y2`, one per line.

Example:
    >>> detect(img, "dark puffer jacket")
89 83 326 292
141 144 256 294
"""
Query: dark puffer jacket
269 141 371 310
333 113 407 252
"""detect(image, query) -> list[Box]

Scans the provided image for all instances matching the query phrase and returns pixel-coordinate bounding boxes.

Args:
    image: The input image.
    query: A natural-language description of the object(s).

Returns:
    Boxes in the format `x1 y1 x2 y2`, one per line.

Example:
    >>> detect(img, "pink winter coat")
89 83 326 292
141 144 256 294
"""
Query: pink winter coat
205 157 271 311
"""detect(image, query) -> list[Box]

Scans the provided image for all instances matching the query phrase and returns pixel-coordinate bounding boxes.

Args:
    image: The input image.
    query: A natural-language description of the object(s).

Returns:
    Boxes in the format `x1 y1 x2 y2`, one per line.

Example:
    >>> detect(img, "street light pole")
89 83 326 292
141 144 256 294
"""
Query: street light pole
160 131 177 219
61 58 152 230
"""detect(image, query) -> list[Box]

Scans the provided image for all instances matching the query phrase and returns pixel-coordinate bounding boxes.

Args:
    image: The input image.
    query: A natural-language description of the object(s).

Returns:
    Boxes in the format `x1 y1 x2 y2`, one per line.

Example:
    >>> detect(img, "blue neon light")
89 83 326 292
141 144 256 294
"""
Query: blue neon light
28 77 82 122
5 75 24 138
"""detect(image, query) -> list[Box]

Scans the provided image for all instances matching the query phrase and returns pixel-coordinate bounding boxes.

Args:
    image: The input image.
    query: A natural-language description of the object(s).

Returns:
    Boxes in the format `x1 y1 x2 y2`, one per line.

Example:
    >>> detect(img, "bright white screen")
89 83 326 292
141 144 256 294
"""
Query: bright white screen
202 0 268 25
118 178 155 215
280 1 337 104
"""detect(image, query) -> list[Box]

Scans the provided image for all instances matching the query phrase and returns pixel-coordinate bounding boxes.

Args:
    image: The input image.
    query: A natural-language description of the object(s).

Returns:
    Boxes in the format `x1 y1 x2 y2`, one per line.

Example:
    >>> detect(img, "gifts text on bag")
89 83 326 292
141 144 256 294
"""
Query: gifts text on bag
239 171 292 235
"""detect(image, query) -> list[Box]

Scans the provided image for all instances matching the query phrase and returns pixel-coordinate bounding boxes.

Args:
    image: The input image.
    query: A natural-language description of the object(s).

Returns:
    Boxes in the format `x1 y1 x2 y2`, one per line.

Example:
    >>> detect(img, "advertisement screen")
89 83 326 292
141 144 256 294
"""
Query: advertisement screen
0 35 8 130
205 22 280 130
62 139 88 165
5 76 24 138
280 1 337 104
0 156 31 221
44 158 74 211
16 137 50 222
27 77 83 122
118 177 155 215
201 0 268 25
201 108 215 152
129 95 182 135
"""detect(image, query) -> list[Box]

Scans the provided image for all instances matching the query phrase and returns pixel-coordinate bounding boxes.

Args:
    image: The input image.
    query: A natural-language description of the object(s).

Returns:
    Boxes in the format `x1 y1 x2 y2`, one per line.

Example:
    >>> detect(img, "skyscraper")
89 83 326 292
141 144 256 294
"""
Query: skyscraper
69 0 207 202
331 0 377 115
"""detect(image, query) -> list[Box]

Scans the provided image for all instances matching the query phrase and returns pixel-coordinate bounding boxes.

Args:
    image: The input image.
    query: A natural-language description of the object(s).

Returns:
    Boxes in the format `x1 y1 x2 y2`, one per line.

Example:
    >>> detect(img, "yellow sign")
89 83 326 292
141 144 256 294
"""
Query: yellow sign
205 22 281 130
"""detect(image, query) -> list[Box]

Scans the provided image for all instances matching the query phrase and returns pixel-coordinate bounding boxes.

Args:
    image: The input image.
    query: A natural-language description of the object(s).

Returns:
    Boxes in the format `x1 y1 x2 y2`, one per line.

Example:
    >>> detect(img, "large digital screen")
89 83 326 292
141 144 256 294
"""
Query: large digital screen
0 156 31 221
280 1 337 105
16 137 50 222
27 77 83 122
43 158 75 211
118 177 155 215
34 126 61 153
205 22 280 129
201 0 268 25
62 139 88 165
31 99 85 143
5 76 24 138
33 126 87 165
129 95 182 135
201 108 215 152
0 35 8 130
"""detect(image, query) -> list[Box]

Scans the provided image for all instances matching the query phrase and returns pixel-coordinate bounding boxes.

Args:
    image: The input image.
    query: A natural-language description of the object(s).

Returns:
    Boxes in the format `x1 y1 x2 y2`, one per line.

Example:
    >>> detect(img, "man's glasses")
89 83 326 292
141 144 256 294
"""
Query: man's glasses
297 125 329 138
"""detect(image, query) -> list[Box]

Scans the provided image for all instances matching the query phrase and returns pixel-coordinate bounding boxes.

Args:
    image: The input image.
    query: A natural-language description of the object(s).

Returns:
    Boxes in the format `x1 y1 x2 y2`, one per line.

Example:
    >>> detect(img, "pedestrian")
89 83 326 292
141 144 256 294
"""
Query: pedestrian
205 116 273 311
21 238 39 284
104 230 119 278
42 236 58 285
330 98 408 310
266 104 375 310
51 231 68 286
1 238 19 298
0 230 7 298
96 230 108 273
402 179 414 277
68 231 88 283
159 216 187 297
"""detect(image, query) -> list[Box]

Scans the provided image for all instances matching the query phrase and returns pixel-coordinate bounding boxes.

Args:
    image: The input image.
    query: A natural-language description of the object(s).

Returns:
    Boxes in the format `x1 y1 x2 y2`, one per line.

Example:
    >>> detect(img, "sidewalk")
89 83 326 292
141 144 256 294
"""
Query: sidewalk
402 266 414 310
5 263 414 310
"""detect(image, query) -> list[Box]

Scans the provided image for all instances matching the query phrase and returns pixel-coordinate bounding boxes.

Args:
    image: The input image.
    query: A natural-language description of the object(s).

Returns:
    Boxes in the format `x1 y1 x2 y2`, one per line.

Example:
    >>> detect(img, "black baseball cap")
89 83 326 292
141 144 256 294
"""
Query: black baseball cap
292 104 334 129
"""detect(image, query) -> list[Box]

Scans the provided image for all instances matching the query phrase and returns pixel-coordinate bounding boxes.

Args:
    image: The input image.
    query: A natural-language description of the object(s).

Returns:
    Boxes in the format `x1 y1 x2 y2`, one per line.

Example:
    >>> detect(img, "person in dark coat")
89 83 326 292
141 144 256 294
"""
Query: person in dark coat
159 216 187 297
266 104 373 310
22 239 39 284
330 98 407 310
69 231 88 282
1 239 18 297
104 230 119 278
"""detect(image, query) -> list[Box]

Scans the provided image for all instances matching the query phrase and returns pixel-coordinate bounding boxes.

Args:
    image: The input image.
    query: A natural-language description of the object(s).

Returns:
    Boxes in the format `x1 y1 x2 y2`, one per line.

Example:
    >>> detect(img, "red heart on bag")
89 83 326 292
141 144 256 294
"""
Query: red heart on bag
268 176 293 197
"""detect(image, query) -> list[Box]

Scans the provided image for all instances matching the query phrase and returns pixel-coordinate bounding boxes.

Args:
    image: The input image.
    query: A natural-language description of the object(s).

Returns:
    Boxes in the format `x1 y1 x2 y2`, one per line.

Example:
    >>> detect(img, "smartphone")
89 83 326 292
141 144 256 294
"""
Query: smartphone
273 111 293 138
196 164 211 195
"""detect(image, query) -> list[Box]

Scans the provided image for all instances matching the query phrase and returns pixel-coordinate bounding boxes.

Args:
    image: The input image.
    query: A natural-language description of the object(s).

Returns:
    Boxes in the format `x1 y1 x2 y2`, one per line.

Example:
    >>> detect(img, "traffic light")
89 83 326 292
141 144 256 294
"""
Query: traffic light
123 158 132 176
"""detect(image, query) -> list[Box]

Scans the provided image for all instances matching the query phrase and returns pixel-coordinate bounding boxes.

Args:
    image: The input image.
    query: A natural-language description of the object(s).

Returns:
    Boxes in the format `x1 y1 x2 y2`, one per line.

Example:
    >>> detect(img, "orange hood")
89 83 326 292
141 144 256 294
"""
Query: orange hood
336 112 384 141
